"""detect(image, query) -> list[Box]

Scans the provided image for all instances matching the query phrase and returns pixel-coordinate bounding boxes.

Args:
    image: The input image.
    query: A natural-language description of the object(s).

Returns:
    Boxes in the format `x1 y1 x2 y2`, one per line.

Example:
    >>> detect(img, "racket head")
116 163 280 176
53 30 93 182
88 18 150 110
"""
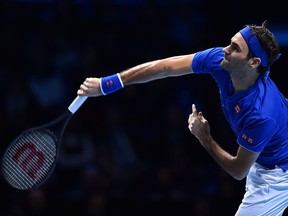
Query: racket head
1 128 59 190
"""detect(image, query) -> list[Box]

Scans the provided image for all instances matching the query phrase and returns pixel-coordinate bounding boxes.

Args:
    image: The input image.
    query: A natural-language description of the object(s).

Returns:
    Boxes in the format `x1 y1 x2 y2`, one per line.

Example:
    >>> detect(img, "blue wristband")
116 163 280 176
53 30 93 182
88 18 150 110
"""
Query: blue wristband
100 73 124 95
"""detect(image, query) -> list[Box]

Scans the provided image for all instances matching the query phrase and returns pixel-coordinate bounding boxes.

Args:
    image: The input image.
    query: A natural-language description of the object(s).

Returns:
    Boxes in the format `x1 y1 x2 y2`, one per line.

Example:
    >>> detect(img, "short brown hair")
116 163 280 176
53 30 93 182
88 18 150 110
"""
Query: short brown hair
248 21 280 73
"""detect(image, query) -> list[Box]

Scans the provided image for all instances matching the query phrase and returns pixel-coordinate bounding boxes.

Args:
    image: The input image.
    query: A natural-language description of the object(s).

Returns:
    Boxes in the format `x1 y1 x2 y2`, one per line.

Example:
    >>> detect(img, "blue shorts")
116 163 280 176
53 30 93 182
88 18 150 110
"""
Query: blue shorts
235 163 288 216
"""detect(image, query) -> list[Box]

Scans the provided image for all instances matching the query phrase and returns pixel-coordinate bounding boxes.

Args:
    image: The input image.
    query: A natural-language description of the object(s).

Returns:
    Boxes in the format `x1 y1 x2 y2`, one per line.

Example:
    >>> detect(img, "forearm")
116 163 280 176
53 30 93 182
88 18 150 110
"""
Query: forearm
120 55 193 86
199 135 244 180
120 60 166 85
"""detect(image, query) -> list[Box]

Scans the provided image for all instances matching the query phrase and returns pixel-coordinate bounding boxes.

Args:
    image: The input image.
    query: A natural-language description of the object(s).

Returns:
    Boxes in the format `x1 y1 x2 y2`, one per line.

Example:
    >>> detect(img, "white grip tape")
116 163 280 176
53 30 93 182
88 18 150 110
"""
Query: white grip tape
68 96 88 114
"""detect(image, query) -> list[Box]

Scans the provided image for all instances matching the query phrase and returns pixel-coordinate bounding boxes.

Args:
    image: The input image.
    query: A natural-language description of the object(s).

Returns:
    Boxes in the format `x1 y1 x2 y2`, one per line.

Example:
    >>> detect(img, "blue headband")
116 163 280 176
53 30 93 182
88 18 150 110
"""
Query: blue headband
239 26 269 67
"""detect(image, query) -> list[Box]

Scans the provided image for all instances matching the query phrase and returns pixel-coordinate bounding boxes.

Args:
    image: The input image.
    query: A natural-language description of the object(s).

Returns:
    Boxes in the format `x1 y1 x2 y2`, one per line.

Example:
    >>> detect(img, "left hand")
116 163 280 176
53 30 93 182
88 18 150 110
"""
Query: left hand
188 104 210 141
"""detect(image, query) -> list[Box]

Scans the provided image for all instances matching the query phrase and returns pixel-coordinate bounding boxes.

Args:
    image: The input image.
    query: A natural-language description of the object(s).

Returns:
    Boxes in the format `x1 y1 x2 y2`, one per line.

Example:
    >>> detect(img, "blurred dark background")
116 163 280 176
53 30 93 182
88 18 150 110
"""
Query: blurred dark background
0 0 287 215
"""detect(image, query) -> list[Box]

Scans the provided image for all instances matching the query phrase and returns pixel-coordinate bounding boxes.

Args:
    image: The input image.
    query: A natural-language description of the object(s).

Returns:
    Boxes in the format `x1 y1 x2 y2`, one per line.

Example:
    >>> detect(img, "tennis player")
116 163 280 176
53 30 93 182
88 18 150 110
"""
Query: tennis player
77 21 288 215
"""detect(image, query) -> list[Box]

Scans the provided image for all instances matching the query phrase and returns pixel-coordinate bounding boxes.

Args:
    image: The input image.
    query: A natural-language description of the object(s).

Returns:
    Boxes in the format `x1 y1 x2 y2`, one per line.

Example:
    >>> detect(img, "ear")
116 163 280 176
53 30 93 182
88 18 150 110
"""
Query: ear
249 57 261 69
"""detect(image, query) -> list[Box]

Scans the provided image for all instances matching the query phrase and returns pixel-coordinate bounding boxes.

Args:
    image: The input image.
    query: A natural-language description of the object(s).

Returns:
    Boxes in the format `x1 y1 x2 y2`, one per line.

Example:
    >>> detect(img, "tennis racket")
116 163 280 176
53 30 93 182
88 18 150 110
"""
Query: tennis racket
1 95 88 190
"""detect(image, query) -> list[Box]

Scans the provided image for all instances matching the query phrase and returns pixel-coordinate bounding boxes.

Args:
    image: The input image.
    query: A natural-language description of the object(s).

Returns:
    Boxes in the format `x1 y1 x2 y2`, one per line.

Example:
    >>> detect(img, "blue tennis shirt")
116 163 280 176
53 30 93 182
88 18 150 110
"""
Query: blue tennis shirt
192 47 288 171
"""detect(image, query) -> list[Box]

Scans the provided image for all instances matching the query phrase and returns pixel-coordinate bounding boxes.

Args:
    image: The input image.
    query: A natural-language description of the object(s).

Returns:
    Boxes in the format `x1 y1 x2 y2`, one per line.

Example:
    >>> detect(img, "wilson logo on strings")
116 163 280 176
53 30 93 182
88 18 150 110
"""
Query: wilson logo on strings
12 143 45 179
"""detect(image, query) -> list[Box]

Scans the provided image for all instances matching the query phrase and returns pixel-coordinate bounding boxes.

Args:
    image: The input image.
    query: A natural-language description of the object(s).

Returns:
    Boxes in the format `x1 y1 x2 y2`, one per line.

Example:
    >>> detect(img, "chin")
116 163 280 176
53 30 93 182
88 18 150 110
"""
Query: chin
221 60 228 69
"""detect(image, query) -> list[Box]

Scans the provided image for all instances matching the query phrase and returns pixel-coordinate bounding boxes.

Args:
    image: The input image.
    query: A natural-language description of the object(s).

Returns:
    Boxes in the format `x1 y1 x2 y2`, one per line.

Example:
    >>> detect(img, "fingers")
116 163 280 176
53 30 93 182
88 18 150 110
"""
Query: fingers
191 104 204 117
77 84 88 94
77 78 91 95
188 104 196 131
77 88 85 95
77 77 102 97
188 104 208 136
83 80 90 87
188 104 197 122
188 123 192 131
192 103 198 117
188 104 205 125
192 103 196 112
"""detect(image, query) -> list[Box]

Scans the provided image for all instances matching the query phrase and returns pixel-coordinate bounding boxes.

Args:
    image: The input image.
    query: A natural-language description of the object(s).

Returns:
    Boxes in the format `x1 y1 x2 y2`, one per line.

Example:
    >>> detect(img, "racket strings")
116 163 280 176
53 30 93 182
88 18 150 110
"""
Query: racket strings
2 129 57 190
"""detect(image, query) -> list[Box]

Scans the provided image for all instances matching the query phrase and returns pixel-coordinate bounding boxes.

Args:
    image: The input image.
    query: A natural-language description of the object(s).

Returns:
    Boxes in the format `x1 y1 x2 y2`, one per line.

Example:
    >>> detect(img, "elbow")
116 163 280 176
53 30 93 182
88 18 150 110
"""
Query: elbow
232 174 246 181
228 159 251 180
230 170 248 181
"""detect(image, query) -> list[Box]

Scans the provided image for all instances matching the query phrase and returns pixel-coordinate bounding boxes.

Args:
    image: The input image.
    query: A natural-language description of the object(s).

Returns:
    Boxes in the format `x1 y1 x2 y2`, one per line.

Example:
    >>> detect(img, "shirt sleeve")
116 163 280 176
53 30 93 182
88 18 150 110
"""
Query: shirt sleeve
237 117 278 152
192 47 224 75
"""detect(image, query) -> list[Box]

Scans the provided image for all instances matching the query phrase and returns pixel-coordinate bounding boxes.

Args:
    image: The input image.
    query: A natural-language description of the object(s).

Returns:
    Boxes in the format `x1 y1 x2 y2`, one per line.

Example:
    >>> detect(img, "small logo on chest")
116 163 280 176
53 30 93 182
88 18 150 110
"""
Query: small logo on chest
242 133 254 144
235 104 241 113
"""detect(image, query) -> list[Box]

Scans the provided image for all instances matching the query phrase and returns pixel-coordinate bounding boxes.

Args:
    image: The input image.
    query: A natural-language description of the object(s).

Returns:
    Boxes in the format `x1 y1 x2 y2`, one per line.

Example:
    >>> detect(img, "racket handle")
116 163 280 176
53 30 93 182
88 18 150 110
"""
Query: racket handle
68 96 88 114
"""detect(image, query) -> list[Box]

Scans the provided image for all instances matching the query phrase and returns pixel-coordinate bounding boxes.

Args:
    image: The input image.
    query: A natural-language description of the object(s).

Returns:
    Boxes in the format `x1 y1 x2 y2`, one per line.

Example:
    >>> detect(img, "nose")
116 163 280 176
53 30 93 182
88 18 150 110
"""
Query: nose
222 46 231 56
222 46 229 54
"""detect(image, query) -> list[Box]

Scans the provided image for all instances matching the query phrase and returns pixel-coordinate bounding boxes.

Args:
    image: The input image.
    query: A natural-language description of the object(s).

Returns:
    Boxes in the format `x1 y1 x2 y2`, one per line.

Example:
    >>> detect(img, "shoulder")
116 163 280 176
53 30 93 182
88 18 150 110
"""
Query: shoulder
192 47 225 74
194 47 224 59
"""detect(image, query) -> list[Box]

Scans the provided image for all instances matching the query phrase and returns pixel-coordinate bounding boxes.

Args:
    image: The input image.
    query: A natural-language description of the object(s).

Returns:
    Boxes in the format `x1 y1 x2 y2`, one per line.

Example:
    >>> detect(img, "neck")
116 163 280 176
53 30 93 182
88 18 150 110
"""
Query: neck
231 72 259 94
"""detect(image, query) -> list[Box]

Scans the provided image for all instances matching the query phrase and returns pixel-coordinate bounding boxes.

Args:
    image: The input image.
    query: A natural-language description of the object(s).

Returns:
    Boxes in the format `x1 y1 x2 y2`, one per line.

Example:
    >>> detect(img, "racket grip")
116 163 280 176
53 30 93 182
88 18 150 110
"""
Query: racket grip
68 96 88 114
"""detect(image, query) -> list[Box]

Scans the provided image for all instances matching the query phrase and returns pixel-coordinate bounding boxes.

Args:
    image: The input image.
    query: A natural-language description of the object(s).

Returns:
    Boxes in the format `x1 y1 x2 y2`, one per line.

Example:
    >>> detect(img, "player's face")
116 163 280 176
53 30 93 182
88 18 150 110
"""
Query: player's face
221 32 251 77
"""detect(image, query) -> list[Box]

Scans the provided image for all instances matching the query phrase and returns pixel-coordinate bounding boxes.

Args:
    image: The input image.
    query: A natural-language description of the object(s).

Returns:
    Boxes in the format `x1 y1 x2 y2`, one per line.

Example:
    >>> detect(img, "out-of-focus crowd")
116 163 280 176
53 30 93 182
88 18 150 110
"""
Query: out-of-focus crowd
0 1 287 216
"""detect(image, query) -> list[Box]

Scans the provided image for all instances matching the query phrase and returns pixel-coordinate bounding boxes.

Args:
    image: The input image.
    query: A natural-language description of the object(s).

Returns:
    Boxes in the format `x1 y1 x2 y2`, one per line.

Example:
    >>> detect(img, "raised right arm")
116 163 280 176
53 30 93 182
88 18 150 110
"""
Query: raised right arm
77 53 195 97
120 54 195 85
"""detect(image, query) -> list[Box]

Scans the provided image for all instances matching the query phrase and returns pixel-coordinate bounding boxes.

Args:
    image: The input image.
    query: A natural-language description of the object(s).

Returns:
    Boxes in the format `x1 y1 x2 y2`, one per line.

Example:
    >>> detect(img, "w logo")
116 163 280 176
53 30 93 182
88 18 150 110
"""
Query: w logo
12 143 45 180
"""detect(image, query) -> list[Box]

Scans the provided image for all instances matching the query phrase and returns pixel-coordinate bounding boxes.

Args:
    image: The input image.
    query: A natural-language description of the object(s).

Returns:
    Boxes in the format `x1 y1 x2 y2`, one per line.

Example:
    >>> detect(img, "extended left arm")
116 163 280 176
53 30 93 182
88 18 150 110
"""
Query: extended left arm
188 104 260 180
